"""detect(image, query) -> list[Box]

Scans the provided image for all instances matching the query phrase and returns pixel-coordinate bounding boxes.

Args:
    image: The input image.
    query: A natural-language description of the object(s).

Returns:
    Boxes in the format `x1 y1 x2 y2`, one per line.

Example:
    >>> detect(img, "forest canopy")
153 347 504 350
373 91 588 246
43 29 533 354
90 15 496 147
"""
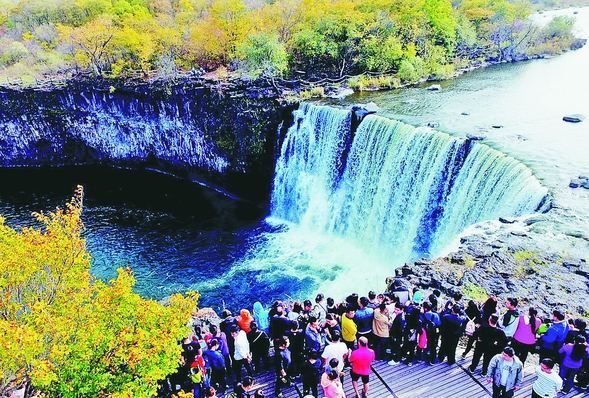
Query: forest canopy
0 0 584 83
0 186 199 397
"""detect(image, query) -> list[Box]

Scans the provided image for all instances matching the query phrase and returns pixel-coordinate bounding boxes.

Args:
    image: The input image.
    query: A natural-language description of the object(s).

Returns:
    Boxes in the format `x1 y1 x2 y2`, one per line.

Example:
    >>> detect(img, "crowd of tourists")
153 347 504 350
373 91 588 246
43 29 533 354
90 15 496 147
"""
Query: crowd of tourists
160 278 589 398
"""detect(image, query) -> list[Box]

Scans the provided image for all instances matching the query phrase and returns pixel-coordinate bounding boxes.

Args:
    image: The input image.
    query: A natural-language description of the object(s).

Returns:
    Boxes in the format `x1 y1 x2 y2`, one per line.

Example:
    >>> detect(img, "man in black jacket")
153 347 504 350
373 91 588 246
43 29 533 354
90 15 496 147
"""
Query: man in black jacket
468 314 508 376
438 304 467 365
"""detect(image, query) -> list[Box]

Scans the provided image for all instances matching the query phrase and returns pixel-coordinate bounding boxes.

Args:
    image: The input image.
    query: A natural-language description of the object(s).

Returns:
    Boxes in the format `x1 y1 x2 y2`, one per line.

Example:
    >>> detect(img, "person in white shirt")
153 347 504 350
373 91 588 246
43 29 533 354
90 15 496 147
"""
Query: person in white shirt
531 358 563 398
230 325 253 382
321 330 350 383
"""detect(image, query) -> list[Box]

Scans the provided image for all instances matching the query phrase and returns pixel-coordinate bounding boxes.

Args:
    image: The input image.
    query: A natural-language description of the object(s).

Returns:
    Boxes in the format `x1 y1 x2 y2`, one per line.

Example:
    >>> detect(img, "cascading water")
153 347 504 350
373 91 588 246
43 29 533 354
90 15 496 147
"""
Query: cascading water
247 102 549 297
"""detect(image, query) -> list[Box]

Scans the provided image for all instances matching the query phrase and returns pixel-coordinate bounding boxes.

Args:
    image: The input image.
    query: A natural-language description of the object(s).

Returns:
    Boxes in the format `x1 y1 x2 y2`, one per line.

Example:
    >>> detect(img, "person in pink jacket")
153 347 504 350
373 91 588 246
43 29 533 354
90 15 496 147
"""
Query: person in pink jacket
349 336 375 398
511 307 541 364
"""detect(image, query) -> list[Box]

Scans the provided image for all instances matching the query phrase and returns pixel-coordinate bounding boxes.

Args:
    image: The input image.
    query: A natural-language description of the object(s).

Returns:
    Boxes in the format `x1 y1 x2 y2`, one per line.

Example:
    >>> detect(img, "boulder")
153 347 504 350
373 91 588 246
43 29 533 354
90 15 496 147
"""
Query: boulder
569 178 586 188
426 84 441 91
351 105 377 121
466 133 485 141
563 114 585 123
499 217 517 224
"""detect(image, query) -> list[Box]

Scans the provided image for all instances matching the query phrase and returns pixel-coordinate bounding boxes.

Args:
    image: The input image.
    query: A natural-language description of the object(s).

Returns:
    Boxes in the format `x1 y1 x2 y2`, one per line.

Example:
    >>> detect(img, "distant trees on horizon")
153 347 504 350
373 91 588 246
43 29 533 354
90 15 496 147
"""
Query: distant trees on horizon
0 0 583 84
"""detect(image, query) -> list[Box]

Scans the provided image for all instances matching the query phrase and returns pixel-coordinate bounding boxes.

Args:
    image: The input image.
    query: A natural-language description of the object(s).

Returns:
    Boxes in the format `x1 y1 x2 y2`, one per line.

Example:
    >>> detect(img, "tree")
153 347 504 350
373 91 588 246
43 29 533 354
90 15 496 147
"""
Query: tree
0 186 197 397
240 31 288 79
57 15 119 74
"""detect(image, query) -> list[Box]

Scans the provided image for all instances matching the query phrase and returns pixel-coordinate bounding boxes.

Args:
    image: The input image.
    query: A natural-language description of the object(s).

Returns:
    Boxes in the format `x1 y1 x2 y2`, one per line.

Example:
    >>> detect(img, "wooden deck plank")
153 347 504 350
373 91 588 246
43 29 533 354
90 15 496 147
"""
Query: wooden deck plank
219 344 589 398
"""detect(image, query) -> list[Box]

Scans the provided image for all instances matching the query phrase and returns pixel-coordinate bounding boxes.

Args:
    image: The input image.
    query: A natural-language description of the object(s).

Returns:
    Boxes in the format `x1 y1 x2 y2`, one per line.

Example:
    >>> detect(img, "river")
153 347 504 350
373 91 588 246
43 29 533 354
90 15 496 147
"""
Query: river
333 7 589 258
1 8 587 312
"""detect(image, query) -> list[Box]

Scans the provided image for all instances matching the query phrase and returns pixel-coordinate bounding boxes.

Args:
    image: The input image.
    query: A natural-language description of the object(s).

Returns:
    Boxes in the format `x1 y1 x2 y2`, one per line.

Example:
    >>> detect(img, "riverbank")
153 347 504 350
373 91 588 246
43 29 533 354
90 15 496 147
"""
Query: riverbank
398 224 589 317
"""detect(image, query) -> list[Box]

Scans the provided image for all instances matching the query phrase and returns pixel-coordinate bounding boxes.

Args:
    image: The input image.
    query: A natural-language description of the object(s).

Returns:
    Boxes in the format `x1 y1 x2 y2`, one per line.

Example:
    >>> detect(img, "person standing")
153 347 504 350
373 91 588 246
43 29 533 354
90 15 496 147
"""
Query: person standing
438 304 466 365
372 303 392 360
498 298 519 340
230 325 253 382
247 322 270 372
468 314 508 377
511 307 541 364
421 302 441 365
558 335 589 393
301 349 322 397
321 330 349 383
321 369 346 398
539 310 569 361
531 358 563 398
354 297 375 346
486 346 523 398
274 336 292 398
349 336 375 398
342 305 357 350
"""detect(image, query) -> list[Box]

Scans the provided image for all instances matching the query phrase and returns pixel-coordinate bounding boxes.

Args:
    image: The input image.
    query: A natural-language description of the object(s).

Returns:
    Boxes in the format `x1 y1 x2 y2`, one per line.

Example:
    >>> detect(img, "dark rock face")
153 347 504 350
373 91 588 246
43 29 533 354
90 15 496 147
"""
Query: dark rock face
398 232 589 316
0 78 296 203
563 114 585 123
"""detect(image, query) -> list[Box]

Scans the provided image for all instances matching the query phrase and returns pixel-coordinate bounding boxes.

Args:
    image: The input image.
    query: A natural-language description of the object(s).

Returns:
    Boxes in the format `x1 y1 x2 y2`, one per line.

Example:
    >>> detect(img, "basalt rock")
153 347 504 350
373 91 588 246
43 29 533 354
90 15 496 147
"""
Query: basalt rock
399 231 589 316
0 76 296 203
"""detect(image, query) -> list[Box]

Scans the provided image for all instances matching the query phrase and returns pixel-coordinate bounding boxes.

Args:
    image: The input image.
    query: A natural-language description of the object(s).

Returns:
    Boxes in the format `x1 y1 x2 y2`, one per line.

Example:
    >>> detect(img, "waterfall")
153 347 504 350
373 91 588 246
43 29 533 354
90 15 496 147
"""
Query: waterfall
270 103 549 263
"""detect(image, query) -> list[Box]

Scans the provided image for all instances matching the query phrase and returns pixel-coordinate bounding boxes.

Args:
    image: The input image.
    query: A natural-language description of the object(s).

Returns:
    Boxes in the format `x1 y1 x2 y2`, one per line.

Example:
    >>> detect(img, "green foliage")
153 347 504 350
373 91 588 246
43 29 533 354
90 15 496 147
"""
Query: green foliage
0 41 29 66
543 15 575 38
0 187 197 397
397 57 426 83
359 34 403 72
0 0 582 83
463 281 488 303
345 74 400 91
513 249 546 277
240 31 288 79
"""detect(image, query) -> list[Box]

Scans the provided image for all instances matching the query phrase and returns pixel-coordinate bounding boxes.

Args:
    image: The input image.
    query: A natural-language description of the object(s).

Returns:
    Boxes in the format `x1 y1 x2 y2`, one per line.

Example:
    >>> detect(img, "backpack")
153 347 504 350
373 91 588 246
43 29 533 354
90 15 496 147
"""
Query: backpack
407 328 418 342
421 314 436 336
418 327 428 349
189 366 202 384
464 316 476 336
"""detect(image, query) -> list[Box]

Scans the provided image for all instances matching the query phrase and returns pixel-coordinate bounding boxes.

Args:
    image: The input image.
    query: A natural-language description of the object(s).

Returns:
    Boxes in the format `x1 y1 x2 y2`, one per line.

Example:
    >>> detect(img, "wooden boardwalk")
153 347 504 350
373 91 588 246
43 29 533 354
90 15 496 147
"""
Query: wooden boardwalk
225 344 589 398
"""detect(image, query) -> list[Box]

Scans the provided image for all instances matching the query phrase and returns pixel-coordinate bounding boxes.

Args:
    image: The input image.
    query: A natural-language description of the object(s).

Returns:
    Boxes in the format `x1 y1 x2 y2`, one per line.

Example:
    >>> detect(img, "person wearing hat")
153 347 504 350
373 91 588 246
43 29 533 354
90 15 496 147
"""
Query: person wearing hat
486 346 523 398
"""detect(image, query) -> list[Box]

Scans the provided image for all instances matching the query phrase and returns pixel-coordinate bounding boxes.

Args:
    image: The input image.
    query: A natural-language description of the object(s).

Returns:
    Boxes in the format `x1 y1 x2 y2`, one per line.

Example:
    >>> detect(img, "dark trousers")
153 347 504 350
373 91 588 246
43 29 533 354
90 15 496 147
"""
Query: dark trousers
402 340 418 363
390 336 403 362
469 343 500 375
492 384 514 398
275 375 290 396
302 378 319 397
463 334 476 356
438 334 460 365
233 358 253 382
251 349 270 372
210 367 227 391
374 336 390 360
426 333 439 363
531 390 543 398
511 340 535 364
559 365 580 393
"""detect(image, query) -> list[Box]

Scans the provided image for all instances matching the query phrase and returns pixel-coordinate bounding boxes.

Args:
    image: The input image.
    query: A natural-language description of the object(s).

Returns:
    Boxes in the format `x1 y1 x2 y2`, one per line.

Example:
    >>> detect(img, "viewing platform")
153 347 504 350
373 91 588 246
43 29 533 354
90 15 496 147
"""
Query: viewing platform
228 345 589 398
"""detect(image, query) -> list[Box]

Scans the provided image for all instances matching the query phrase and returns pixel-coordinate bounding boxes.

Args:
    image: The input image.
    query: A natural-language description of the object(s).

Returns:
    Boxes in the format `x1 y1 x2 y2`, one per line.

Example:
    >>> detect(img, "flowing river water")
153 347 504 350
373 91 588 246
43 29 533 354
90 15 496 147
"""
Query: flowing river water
0 8 587 312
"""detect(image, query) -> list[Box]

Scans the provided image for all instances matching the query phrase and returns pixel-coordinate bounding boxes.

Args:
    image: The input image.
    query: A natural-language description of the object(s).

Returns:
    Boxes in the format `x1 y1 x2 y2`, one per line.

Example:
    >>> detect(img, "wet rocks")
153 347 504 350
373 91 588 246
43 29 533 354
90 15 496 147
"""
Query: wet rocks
569 175 589 188
563 114 585 123
399 231 589 316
